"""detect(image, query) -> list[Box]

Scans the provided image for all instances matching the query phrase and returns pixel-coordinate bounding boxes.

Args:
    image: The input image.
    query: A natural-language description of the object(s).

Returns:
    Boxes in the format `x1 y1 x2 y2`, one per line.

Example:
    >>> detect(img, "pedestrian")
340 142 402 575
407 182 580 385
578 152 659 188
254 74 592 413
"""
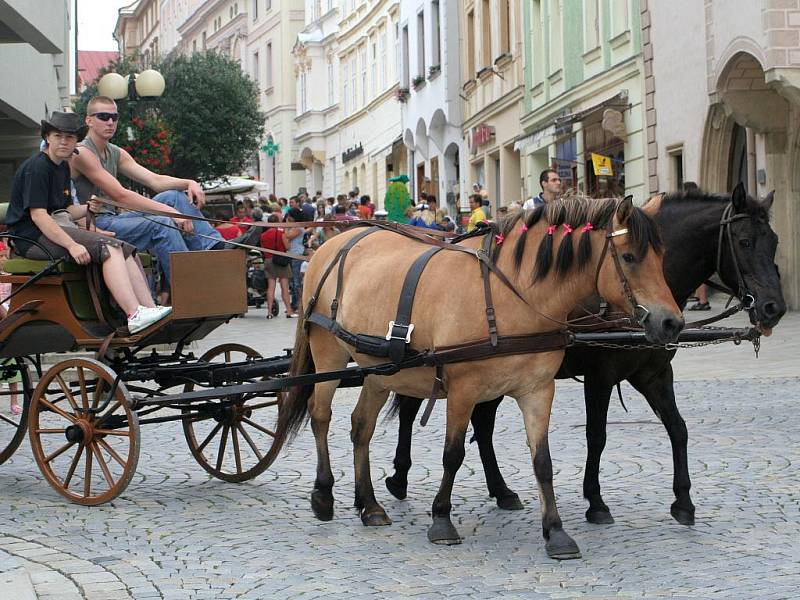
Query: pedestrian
523 169 562 210
259 214 296 319
283 207 307 314
467 193 487 232
358 196 373 219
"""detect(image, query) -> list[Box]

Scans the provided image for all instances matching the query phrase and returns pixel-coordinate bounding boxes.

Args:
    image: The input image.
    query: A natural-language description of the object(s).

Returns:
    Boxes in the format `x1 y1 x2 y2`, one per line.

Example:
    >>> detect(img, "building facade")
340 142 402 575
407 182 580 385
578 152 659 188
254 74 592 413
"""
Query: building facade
517 0 645 202
0 0 72 199
115 0 162 66
399 0 466 214
247 0 306 195
294 0 404 205
460 0 525 212
648 0 800 308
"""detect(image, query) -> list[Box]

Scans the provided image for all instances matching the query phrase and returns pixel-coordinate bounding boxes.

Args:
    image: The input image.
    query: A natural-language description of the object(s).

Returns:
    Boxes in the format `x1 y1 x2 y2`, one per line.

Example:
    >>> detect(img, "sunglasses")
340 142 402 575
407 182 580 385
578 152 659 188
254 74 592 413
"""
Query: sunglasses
90 112 120 122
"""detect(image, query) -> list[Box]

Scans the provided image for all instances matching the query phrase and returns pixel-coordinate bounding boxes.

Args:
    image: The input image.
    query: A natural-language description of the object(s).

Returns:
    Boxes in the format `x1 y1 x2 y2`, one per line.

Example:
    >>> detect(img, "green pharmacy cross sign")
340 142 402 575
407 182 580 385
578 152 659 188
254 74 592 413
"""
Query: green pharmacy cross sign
261 139 279 156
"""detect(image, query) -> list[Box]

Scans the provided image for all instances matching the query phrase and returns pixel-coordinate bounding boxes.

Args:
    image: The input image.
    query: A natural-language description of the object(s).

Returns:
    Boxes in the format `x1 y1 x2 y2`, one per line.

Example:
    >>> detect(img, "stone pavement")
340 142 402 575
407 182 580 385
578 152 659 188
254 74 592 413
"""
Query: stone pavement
0 303 798 599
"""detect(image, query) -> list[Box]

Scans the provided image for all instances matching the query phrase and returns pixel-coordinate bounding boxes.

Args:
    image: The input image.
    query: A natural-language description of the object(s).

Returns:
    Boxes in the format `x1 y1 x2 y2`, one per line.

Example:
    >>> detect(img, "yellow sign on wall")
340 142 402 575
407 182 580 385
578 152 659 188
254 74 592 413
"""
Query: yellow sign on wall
591 152 614 177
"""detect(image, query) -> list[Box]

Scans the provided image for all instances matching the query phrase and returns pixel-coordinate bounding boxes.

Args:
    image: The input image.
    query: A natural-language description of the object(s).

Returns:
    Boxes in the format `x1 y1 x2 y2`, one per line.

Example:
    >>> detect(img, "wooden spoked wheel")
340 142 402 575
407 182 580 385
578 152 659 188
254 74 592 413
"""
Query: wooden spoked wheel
0 358 31 465
28 358 140 505
183 344 283 483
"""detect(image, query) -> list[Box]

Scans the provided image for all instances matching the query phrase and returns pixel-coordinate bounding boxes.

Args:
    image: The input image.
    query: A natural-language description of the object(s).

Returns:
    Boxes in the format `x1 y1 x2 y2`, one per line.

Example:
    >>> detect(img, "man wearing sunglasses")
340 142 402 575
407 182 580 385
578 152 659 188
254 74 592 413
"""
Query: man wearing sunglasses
71 96 258 293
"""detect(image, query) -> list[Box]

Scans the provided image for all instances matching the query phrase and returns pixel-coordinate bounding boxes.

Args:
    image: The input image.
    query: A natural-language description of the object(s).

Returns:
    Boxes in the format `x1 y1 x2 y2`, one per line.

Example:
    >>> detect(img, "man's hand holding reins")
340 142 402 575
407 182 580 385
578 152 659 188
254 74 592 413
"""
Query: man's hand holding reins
186 180 206 209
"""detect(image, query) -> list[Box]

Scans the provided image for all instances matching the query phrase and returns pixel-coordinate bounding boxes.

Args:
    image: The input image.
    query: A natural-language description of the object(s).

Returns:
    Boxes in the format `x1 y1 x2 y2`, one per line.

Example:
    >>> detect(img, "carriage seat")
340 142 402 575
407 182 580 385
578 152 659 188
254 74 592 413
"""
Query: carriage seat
3 253 152 275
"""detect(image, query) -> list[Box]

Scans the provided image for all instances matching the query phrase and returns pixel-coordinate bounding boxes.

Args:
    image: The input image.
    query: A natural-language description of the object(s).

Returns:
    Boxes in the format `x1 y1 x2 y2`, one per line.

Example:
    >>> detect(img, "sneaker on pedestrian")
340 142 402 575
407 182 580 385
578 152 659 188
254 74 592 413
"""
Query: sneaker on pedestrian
128 305 173 334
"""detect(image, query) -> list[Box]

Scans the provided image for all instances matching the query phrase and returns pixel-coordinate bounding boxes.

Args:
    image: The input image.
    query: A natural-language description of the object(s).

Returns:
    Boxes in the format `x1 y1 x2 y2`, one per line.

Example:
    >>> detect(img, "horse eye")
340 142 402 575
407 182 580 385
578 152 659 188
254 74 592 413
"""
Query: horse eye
739 238 752 248
622 252 636 264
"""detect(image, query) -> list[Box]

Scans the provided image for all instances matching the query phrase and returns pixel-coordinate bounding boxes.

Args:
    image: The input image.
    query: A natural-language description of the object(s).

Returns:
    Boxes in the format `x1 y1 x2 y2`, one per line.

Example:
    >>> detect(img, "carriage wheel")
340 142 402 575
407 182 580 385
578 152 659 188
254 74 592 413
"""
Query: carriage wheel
0 358 32 465
183 344 283 483
28 358 140 505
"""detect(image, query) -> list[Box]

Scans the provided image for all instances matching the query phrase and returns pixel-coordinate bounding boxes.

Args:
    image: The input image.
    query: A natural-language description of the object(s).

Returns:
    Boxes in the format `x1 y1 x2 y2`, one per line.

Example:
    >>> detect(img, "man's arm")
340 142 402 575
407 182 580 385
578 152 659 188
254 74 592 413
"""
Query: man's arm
71 148 193 232
117 149 206 207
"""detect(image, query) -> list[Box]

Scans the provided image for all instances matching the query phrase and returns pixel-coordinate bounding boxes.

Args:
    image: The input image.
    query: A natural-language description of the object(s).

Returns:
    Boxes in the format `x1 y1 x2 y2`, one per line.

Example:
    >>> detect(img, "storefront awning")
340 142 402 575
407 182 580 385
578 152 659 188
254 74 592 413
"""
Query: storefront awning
513 125 555 153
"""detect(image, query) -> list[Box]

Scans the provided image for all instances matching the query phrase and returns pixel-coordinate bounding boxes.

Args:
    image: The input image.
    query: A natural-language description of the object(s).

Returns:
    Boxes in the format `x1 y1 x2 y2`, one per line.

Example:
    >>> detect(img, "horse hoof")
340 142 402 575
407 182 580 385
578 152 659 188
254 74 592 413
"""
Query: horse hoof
671 503 695 526
311 489 334 521
496 493 524 511
585 507 615 525
385 475 407 500
427 516 462 545
545 528 582 560
361 510 392 527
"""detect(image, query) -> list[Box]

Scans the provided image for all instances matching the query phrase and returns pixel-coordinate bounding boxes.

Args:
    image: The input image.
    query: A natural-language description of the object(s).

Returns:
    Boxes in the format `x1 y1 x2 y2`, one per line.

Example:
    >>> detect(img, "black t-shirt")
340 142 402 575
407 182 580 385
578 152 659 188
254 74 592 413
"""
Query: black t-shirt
6 152 72 253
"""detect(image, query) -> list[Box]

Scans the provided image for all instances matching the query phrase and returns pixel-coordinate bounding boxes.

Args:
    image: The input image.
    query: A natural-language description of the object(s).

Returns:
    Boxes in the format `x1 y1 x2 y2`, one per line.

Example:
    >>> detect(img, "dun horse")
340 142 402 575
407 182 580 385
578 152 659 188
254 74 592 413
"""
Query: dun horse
386 182 786 527
275 195 684 559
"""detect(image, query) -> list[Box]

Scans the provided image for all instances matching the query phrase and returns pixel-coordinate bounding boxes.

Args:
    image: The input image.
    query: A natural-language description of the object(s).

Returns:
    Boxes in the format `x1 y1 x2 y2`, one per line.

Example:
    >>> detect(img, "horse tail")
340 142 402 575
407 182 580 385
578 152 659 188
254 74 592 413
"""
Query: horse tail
276 315 316 443
381 392 403 422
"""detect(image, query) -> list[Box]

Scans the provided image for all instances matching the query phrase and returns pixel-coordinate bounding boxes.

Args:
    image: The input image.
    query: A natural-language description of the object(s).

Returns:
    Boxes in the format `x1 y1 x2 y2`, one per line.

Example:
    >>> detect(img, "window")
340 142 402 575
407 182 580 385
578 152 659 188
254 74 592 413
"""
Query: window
343 61 349 115
584 0 599 50
192 39 197 52
253 0 258 20
351 56 357 109
498 0 510 56
252 51 260 84
417 11 425 77
202 31 207 49
327 62 335 105
266 42 273 86
611 0 629 37
361 46 367 105
431 1 441 66
266 0 272 11
380 30 387 89
370 39 377 97
668 146 684 190
394 22 400 83
530 1 543 84
466 10 475 77
549 0 563 73
401 25 409 87
328 0 334 12
300 71 308 113
481 0 490 68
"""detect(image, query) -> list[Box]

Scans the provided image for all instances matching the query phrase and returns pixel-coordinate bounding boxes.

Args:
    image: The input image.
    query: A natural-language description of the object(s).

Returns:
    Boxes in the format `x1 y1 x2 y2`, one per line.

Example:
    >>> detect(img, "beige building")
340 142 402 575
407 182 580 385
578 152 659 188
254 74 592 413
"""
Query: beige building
461 0 525 211
648 0 800 308
0 0 72 199
115 0 162 66
248 0 306 195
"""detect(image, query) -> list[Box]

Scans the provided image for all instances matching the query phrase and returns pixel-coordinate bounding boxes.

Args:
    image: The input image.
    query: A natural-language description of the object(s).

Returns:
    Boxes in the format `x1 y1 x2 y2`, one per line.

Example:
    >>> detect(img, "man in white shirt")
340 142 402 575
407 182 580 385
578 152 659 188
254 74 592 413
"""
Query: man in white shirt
523 168 562 210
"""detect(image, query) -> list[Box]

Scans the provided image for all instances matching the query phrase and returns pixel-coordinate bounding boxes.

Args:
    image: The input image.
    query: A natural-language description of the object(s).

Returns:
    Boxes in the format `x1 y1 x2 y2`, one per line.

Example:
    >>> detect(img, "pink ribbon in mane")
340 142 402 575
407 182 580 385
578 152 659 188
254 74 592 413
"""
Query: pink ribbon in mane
562 224 574 234
520 223 528 233
495 234 505 245
581 222 594 233
546 225 557 235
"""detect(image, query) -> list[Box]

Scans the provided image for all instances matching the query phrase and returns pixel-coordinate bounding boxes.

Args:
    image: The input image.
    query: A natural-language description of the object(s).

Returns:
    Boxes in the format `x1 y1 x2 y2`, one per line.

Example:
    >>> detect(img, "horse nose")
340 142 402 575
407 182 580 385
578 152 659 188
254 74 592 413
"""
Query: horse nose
760 301 786 326
661 315 684 342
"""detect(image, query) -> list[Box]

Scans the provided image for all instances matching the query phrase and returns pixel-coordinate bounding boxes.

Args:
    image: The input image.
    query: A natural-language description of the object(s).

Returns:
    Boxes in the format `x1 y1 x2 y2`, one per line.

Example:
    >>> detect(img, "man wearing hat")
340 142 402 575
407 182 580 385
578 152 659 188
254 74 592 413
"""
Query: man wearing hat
69 96 259 294
5 112 171 333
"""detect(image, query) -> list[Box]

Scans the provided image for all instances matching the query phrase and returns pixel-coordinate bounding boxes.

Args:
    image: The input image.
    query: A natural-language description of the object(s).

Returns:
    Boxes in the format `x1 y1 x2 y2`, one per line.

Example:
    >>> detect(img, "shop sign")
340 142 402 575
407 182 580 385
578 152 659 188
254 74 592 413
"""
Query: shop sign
591 152 614 177
342 143 364 163
469 124 495 154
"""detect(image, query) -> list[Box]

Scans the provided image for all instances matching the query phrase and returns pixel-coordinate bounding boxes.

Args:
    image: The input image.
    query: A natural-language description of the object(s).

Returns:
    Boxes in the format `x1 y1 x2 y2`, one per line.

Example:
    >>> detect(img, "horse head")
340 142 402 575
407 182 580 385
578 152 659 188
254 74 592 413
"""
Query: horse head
595 196 684 344
723 182 785 333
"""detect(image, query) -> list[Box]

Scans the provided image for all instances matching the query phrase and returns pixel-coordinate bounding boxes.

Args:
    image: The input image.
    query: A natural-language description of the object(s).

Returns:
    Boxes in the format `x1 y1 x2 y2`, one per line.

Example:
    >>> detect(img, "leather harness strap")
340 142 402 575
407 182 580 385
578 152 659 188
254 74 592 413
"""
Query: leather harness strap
388 247 442 365
479 231 499 346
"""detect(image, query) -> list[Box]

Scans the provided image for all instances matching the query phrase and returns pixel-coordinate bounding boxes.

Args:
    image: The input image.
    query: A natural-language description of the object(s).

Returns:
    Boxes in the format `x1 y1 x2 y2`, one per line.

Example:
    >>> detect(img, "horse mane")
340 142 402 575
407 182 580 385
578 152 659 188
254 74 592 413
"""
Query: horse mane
495 195 662 283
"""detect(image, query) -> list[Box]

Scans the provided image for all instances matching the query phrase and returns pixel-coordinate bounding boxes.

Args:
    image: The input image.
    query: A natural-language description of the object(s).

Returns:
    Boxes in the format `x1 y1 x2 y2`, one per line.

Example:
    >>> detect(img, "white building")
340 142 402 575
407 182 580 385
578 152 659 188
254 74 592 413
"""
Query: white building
294 0 406 204
0 0 72 199
160 0 203 55
398 0 465 213
647 0 800 308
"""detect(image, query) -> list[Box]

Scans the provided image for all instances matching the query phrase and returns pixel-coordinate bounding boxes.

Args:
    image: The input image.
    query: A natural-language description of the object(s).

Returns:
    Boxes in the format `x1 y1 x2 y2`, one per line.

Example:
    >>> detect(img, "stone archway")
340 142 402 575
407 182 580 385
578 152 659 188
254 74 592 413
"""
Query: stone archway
700 51 799 308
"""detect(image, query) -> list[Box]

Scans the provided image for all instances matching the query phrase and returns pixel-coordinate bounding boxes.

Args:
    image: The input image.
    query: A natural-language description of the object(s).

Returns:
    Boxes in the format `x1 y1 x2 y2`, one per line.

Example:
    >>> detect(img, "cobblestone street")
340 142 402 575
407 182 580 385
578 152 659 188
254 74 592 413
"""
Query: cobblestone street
1 309 798 599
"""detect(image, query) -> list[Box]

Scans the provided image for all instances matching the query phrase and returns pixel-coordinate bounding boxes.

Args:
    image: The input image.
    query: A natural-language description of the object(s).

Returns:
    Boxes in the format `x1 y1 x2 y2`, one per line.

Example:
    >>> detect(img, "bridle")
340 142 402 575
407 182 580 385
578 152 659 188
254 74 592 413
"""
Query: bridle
713 202 756 311
594 223 652 326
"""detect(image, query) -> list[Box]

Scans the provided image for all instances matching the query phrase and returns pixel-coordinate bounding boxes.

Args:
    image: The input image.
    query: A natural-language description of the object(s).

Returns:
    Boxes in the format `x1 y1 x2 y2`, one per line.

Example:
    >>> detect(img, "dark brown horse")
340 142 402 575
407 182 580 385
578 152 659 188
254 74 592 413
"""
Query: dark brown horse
274 195 684 559
386 182 785 526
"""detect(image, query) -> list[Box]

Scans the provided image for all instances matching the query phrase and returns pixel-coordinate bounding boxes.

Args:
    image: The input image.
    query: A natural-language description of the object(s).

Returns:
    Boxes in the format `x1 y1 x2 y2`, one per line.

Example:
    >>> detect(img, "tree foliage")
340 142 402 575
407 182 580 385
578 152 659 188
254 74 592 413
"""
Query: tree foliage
158 52 265 182
74 51 265 184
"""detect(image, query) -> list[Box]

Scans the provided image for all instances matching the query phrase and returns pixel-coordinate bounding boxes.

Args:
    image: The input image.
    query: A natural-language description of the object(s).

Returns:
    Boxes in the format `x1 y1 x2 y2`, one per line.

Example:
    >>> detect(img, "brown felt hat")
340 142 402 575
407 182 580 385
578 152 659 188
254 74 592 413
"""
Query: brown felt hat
40 111 88 142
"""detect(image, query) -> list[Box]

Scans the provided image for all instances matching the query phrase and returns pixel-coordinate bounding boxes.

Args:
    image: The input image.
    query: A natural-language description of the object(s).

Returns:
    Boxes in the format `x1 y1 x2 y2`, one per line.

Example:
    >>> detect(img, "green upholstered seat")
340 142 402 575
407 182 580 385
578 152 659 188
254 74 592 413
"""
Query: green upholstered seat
4 258 82 274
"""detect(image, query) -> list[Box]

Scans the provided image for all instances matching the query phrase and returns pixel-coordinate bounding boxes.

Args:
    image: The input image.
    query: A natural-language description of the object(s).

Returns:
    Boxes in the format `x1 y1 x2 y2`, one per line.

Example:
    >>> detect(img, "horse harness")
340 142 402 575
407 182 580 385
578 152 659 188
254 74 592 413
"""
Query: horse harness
303 220 646 425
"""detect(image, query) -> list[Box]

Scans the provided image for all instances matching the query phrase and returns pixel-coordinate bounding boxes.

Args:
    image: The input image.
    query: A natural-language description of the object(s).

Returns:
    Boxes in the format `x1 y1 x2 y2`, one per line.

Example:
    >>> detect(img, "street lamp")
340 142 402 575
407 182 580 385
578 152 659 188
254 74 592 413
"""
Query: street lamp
96 69 166 103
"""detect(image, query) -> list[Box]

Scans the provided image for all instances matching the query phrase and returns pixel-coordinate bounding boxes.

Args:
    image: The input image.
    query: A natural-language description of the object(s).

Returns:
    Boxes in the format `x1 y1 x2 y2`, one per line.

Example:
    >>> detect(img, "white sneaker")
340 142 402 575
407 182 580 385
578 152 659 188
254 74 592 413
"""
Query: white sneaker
128 305 172 334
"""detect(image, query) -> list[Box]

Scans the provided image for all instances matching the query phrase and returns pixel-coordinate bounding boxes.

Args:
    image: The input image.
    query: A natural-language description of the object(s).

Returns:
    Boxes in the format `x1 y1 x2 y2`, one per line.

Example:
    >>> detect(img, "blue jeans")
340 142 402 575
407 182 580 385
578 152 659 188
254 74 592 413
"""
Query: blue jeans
153 190 223 251
95 212 187 287
289 258 303 309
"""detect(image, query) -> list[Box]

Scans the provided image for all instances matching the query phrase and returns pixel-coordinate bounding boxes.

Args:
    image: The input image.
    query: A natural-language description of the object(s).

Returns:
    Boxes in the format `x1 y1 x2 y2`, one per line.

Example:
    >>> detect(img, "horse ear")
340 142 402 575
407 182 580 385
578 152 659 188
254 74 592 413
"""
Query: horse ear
731 182 747 213
616 195 634 224
761 189 775 211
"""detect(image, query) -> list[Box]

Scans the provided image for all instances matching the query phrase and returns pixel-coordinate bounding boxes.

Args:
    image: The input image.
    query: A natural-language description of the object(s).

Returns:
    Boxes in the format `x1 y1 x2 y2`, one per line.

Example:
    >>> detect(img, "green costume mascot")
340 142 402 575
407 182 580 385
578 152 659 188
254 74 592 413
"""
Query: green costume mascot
384 175 412 224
